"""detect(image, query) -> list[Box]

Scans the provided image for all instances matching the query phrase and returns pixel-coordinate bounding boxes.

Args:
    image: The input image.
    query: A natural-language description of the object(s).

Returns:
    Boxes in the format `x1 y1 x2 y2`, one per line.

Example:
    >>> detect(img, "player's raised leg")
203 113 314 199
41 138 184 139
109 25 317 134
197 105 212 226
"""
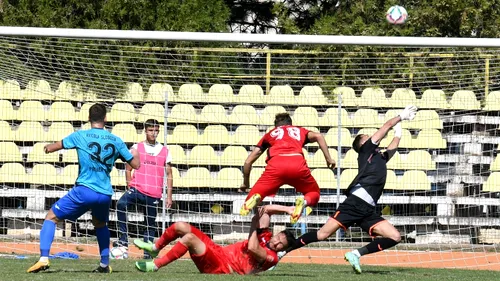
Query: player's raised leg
240 169 282 216
290 169 320 224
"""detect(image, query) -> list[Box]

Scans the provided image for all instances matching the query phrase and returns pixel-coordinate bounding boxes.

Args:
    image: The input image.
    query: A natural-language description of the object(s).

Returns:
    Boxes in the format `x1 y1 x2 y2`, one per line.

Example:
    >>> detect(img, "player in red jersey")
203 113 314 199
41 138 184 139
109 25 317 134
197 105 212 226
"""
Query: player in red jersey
134 204 296 275
239 113 335 223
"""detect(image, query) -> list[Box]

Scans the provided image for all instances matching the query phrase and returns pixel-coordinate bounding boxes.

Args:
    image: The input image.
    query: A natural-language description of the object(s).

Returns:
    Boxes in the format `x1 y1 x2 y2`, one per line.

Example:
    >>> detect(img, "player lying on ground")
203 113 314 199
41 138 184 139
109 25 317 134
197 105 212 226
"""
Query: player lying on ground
27 103 141 274
239 112 335 224
134 204 297 275
280 105 418 274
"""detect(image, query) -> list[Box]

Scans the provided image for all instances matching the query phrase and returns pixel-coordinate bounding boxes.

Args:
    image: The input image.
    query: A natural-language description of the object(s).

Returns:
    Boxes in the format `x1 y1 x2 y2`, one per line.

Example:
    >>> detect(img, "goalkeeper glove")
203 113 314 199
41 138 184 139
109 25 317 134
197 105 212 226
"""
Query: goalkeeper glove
399 105 417 121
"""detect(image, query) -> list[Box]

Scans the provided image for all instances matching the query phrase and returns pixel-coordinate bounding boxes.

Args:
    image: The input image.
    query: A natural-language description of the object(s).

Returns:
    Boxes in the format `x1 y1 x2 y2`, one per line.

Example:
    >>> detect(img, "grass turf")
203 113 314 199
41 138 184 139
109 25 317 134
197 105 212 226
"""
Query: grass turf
6 257 500 281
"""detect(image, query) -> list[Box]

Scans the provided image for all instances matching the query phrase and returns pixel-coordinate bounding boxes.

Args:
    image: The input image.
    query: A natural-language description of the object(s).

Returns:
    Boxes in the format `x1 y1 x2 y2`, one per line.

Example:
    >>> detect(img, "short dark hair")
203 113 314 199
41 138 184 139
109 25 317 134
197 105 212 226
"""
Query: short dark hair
280 229 296 248
274 113 292 127
352 134 364 153
89 103 107 123
144 119 160 129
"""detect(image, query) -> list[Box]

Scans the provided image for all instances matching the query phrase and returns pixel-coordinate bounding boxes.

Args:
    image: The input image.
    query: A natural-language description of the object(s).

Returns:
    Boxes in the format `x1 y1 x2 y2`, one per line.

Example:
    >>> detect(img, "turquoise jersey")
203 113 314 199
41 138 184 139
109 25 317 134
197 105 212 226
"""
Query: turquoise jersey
62 128 133 195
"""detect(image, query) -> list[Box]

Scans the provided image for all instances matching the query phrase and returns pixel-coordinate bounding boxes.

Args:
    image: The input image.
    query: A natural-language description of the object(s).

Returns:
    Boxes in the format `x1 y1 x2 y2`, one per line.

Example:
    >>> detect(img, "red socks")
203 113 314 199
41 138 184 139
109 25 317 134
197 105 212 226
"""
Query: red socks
155 224 178 250
153 242 188 268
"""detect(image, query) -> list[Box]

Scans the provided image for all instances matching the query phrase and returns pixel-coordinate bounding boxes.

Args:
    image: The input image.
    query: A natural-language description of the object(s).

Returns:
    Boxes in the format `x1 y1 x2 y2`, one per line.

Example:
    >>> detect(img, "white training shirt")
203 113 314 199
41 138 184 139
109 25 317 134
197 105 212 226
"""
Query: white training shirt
132 141 172 164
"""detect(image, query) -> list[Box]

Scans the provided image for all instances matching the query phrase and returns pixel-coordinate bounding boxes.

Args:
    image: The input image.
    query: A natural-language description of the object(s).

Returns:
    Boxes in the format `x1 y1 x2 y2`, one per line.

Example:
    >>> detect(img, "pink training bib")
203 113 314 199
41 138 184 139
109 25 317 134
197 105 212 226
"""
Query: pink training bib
129 142 168 199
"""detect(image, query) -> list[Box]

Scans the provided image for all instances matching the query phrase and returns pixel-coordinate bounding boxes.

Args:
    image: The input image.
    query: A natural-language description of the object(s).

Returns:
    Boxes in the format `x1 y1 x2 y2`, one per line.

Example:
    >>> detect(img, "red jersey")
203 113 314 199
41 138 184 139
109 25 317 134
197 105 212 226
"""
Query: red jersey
223 229 278 275
256 125 310 162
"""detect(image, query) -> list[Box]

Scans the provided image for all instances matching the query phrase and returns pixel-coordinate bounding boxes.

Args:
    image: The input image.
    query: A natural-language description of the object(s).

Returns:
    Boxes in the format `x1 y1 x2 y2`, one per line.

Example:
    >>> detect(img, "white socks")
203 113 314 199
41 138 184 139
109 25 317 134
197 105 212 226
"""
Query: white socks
100 262 108 268
352 250 361 258
152 244 158 251
39 256 49 262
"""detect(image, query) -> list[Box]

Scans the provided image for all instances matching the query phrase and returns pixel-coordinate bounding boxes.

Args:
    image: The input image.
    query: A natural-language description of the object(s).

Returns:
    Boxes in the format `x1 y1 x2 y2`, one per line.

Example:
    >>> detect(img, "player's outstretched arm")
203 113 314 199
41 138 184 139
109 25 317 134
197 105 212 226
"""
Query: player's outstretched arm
247 213 270 263
371 105 417 144
256 205 294 229
240 147 263 192
44 141 63 153
386 122 402 151
307 132 335 169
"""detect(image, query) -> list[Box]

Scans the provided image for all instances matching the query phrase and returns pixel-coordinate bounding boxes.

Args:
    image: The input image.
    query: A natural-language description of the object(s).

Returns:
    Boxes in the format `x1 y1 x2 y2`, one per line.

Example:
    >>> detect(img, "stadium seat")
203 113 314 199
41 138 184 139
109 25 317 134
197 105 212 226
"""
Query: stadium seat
111 124 140 143
0 162 28 184
215 168 243 188
27 142 59 163
384 170 398 190
188 145 219 166
62 149 78 163
293 107 319 127
297 86 327 106
450 90 480 110
418 89 450 109
30 163 58 185
167 144 186 165
237 85 264 104
168 104 198 123
332 87 358 107
220 146 248 166
170 124 200 145
118 83 144 102
407 110 442 130
208 84 234 104
260 106 287 126
47 102 77 122
110 168 126 187
107 103 137 122
311 168 337 189
145 83 175 102
200 125 230 145
55 81 84 101
390 88 417 108
342 149 358 169
23 80 54 101
319 107 353 127
249 168 265 187
359 88 390 108
0 100 16 121
228 105 259 125
308 148 338 168
352 109 382 128
357 128 377 137
46 122 74 142
403 150 436 170
386 151 403 170
178 167 213 188
0 142 22 162
325 128 352 147
232 125 261 145
400 170 431 190
15 122 47 142
178 83 205 103
340 169 358 189
266 85 295 105
78 103 95 121
483 91 500 111
483 172 500 192
491 156 500 172
170 167 182 183
0 121 15 141
0 80 21 100
137 103 165 123
379 128 413 148
18 101 46 121
58 164 78 185
415 129 446 149
199 104 229 124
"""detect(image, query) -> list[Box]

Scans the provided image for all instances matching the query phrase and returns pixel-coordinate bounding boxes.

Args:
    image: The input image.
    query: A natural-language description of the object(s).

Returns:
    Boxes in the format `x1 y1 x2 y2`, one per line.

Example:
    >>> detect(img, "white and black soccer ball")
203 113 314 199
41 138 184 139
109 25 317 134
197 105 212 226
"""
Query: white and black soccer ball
109 246 128 260
386 5 408 25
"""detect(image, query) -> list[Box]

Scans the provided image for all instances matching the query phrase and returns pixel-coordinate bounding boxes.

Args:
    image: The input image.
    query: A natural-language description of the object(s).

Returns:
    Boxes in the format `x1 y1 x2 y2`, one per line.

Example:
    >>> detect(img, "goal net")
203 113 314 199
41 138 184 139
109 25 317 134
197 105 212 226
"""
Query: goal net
0 28 500 270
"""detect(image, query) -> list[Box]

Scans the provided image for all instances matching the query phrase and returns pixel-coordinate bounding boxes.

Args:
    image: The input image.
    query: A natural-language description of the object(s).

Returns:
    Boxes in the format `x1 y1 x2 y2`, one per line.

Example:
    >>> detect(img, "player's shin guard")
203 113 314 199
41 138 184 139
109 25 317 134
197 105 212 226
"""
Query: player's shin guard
153 242 188 269
287 231 319 252
40 220 56 257
357 238 399 256
95 226 110 266
155 223 179 250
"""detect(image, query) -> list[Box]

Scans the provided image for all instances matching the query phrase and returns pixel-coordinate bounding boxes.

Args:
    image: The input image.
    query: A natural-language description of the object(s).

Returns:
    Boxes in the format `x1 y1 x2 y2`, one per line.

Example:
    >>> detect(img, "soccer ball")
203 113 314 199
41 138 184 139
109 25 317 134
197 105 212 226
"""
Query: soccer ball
386 5 408 25
109 246 128 259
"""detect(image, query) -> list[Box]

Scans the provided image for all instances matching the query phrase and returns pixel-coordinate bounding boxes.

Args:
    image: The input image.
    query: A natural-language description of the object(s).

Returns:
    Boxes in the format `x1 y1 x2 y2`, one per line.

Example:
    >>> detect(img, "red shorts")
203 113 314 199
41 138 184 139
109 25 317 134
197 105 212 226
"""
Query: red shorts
189 226 232 274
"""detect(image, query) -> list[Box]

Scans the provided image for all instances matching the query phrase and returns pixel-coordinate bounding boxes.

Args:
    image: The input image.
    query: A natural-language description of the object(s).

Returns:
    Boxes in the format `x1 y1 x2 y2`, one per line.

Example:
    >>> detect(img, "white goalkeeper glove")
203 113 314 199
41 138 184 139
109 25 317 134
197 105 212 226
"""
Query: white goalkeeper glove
393 122 402 138
399 105 417 121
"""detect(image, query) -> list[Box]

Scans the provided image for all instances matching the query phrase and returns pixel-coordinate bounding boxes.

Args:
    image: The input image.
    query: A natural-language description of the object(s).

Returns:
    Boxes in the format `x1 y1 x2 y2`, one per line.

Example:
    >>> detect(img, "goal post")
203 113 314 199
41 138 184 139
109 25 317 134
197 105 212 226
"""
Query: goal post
0 26 499 270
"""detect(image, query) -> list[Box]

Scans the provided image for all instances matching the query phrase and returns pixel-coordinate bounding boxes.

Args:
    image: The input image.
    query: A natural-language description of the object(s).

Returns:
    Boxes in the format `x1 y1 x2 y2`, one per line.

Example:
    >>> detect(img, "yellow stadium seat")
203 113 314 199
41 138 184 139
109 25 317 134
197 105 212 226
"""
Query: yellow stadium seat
293 107 319 127
118 83 144 102
340 169 358 189
450 90 480 110
55 81 84 101
403 150 436 170
379 128 413 148
418 89 450 109
0 121 15 141
178 167 213 188
23 80 54 101
266 85 295 105
325 128 352 147
384 170 398 190
342 149 358 169
208 84 234 104
178 83 205 103
311 168 337 189
0 142 22 162
490 156 500 172
62 149 78 163
18 101 46 121
297 86 327 106
308 148 338 168
386 151 402 170
27 142 59 163
332 87 358 107
415 129 446 149
30 163 58 185
167 144 186 165
357 128 377 137
390 88 417 108
170 124 199 144
352 109 382 128
47 102 77 122
1 80 21 100
400 170 431 190
110 168 126 187
188 145 218 166
260 106 287 126
0 162 27 183
170 167 182 183
249 168 265 187
407 110 442 130
254 150 267 167
484 91 500 111
168 104 198 123
60 164 79 185
47 122 74 142
107 103 136 122
78 103 95 122
232 125 260 145
319 107 353 127
359 88 390 108
215 168 243 188
228 105 259 125
0 100 16 120
237 85 264 104
200 125 230 145
483 172 500 192
111 124 140 143
220 146 248 166
137 103 165 123
145 83 175 102
199 104 229 124
15 122 47 142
